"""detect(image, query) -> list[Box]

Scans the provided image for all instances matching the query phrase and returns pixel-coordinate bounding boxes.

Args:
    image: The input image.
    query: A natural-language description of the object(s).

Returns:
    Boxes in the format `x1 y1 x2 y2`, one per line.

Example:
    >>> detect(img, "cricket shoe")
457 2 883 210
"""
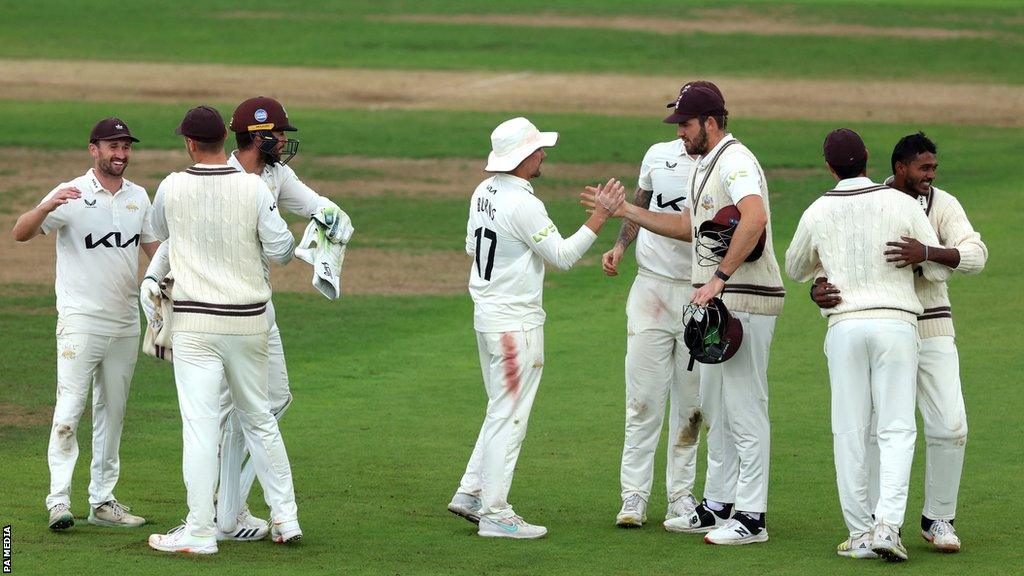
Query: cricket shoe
665 495 699 521
271 518 303 544
663 499 732 533
837 531 879 559
148 524 218 554
88 500 146 527
615 493 647 527
871 522 908 562
447 492 482 524
704 513 768 545
478 515 547 539
217 506 269 542
922 519 960 553
48 503 74 531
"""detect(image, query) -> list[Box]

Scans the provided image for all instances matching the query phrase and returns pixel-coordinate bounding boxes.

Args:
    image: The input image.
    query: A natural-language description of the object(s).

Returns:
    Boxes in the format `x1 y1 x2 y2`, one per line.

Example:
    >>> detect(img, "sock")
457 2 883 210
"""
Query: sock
705 499 728 512
734 511 766 532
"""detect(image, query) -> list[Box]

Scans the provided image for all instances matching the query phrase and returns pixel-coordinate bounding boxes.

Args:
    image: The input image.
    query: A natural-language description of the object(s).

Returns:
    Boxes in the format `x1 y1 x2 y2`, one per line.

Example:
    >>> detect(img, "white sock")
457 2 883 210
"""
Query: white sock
705 499 728 512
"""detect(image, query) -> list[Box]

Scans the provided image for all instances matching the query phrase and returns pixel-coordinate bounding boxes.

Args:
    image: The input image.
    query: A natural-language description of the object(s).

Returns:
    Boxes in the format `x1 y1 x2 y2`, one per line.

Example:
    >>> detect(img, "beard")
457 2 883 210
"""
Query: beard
97 156 127 177
684 125 709 155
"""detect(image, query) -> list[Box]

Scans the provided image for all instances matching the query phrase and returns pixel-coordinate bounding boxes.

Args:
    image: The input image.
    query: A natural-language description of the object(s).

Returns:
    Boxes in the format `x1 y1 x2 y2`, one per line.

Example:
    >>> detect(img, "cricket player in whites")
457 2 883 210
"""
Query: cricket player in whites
587 82 785 544
447 117 624 539
147 105 301 554
13 118 155 531
601 82 707 528
812 132 987 553
787 128 951 562
141 96 349 541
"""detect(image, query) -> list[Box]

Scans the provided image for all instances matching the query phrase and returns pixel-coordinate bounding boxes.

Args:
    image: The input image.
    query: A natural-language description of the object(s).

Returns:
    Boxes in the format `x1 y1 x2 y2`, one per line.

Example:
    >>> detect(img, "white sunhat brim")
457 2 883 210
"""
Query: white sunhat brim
484 131 558 172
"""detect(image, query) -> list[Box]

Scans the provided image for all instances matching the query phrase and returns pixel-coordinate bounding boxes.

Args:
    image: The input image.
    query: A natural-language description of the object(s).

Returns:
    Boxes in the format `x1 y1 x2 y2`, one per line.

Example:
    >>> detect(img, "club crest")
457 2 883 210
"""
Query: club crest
701 193 715 212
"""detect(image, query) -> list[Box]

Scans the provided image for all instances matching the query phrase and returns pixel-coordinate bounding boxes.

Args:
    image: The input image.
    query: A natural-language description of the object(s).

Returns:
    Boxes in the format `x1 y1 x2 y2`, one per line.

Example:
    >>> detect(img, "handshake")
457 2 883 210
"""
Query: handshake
580 178 628 218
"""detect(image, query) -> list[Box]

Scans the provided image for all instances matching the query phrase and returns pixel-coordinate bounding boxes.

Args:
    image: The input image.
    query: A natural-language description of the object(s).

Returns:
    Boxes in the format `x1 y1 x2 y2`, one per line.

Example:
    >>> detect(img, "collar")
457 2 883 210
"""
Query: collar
494 173 535 195
697 134 736 169
833 176 876 190
85 168 123 196
227 151 245 172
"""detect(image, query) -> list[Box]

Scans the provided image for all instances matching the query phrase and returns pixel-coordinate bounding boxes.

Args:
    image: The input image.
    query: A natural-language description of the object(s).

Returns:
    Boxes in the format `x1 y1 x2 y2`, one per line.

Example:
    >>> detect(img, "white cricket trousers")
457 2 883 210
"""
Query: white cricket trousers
46 330 138 509
216 318 292 531
620 271 701 503
171 331 298 538
825 319 918 535
457 326 544 520
701 312 775 513
867 335 967 521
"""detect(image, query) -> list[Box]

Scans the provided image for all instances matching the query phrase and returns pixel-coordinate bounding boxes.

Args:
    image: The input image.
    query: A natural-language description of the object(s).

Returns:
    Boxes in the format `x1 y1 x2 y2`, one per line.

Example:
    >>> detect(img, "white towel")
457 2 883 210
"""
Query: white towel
294 220 348 300
142 277 174 362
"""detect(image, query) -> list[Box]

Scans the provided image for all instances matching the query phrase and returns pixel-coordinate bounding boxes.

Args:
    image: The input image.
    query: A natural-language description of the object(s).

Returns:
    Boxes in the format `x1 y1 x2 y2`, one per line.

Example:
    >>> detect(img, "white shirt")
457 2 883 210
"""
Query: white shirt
696 134 763 205
228 152 334 218
40 169 156 336
466 174 597 332
635 139 695 281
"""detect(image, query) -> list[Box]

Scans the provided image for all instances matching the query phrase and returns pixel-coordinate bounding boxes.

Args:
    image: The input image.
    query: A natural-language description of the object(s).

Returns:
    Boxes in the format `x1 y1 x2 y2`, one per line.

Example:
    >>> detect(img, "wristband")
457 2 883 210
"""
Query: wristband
924 245 929 262
714 269 731 282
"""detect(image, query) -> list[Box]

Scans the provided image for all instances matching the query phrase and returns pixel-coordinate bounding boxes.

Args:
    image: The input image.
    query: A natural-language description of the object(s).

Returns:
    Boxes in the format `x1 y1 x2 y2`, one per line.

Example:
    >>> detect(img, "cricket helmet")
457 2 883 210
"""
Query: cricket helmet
230 96 299 165
682 297 743 366
695 204 766 267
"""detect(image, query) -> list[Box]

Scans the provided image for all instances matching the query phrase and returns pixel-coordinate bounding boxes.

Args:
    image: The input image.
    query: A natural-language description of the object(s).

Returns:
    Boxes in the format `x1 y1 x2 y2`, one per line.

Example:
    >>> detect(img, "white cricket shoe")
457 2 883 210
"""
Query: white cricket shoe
447 492 482 524
478 515 547 539
88 500 146 527
217 506 269 541
922 519 960 553
871 522 908 562
271 518 303 544
704 515 769 545
615 493 647 527
837 531 879 558
663 499 731 533
665 495 699 521
148 524 218 554
48 503 74 531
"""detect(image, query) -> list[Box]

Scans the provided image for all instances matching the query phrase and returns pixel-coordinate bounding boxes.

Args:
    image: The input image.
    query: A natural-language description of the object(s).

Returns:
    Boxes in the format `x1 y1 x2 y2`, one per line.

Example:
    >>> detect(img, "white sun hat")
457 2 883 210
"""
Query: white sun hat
484 117 558 172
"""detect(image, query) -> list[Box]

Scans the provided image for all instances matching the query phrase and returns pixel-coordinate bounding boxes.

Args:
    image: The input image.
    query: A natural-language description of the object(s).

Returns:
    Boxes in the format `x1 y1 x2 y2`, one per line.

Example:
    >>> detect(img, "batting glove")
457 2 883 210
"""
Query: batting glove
140 276 161 324
312 205 354 245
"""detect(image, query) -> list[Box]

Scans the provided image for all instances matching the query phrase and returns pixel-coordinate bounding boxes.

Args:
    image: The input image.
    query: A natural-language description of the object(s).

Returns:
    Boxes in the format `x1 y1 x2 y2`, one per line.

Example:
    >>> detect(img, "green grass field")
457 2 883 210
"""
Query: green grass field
1 1 1022 574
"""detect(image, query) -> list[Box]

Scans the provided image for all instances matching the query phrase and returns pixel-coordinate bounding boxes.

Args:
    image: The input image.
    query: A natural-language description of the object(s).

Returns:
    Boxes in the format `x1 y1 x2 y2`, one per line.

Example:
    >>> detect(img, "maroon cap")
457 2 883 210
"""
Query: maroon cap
229 96 296 133
823 128 867 169
175 106 227 143
90 117 139 143
664 81 727 124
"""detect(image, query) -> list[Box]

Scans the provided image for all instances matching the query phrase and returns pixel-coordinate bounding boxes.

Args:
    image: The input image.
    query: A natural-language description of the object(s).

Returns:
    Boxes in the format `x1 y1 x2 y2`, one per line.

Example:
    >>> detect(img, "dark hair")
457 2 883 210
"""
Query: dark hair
832 160 867 179
235 130 255 150
700 114 728 131
194 139 224 154
890 132 937 174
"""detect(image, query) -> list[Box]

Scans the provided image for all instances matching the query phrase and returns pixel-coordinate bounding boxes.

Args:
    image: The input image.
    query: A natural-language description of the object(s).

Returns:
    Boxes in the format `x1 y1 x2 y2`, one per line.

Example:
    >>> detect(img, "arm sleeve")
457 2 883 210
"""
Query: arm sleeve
144 242 170 280
277 165 338 218
465 201 476 255
139 191 158 243
256 183 296 265
718 152 763 205
38 185 73 235
939 195 988 275
637 146 656 191
909 207 952 283
508 198 597 271
151 179 170 241
784 209 819 282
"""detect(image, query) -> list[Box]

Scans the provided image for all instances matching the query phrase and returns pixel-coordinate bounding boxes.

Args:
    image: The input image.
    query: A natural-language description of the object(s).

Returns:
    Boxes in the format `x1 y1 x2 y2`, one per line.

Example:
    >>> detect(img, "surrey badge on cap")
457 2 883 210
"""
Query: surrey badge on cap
484 117 558 172
175 105 227 143
823 128 868 169
664 80 728 124
90 117 139 143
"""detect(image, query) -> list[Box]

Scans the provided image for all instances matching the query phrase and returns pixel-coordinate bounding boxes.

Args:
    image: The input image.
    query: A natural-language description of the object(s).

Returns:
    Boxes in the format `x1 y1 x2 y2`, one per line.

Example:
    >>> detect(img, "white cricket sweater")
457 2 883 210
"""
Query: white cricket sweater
151 164 295 334
786 177 953 327
882 178 988 339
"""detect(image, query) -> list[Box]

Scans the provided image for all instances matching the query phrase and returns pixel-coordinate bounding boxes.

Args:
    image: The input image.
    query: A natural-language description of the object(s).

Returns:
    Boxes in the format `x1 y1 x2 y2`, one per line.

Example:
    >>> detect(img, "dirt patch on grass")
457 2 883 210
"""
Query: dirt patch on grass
0 402 52 428
377 12 1009 41
2 59 1022 127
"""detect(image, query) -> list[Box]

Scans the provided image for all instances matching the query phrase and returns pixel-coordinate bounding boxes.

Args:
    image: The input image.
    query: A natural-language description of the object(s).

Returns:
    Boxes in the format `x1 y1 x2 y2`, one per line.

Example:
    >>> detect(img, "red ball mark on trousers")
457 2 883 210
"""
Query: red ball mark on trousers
500 332 521 399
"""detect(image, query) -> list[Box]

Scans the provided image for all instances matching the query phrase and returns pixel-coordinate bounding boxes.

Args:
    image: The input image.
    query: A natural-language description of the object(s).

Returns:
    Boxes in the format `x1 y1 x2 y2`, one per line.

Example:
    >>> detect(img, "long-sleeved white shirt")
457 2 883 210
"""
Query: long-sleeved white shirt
466 173 597 332
786 177 952 327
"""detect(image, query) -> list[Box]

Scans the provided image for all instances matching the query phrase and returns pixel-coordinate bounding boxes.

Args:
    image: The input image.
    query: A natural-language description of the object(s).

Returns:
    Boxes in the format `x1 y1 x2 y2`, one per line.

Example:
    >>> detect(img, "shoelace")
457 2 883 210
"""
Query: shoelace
622 494 644 512
104 501 131 518
931 520 955 536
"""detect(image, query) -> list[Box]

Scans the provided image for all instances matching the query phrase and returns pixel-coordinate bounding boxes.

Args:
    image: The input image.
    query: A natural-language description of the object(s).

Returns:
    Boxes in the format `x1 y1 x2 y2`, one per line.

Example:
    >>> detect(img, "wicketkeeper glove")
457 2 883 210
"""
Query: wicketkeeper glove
140 276 161 324
312 205 354 245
